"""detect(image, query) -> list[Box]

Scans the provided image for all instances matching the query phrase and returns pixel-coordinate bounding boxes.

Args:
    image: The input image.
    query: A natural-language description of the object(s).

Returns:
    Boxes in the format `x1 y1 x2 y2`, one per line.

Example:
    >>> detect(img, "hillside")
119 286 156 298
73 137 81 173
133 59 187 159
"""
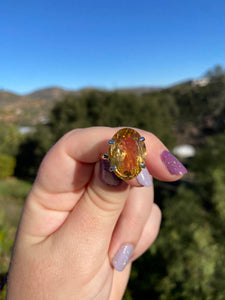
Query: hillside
0 87 69 125
0 86 163 126
28 87 70 101
0 94 47 125
0 90 23 107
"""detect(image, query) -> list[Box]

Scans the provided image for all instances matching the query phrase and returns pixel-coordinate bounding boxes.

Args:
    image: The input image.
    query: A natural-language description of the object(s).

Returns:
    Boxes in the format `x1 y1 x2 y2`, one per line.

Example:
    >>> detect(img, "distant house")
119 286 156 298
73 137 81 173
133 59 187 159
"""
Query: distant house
172 145 196 158
191 77 210 87
18 126 35 134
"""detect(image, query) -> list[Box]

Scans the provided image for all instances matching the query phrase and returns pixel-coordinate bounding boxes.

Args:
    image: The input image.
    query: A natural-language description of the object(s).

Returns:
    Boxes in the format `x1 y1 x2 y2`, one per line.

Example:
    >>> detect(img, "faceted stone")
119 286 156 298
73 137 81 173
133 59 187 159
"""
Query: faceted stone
108 128 146 180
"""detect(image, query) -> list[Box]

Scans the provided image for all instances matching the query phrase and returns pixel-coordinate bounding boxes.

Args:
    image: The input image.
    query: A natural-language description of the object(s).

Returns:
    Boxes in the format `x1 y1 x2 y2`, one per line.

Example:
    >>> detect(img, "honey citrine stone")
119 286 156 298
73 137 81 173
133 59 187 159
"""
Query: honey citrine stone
108 128 146 180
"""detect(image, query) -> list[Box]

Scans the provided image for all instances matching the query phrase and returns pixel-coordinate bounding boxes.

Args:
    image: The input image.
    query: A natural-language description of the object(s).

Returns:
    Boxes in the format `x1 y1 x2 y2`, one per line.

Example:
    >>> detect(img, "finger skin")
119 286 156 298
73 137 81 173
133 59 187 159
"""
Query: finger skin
109 265 131 300
109 184 154 260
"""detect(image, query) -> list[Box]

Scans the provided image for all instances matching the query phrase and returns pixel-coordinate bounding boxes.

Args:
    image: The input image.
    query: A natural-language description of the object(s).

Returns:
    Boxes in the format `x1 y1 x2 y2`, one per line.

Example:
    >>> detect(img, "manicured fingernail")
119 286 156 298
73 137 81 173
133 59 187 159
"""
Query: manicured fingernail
137 167 152 187
99 159 122 186
161 150 187 175
112 244 133 272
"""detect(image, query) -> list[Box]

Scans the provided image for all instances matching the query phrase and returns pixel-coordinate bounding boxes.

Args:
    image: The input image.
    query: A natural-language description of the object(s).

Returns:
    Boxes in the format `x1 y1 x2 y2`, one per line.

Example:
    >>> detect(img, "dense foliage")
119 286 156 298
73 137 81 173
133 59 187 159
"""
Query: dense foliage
0 154 16 180
0 122 22 157
1 66 225 299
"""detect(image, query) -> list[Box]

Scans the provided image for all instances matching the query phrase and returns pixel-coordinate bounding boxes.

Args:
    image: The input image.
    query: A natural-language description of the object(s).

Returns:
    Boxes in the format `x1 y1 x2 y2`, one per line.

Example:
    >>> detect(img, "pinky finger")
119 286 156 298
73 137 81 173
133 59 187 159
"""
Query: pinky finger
131 203 162 262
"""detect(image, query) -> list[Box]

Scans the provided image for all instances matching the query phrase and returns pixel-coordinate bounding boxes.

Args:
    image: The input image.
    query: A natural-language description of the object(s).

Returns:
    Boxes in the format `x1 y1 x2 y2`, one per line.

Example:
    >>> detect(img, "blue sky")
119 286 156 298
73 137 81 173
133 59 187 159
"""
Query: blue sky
1 0 225 94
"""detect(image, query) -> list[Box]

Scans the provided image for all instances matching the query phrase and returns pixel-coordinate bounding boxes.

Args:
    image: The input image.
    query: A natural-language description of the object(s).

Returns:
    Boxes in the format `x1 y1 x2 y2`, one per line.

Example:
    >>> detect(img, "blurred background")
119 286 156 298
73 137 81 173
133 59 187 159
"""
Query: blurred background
0 0 225 299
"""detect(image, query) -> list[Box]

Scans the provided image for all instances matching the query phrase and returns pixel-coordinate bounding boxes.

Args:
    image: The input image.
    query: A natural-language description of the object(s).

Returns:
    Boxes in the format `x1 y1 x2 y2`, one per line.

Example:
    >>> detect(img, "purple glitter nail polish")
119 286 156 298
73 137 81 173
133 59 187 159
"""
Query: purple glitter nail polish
161 150 187 175
99 160 122 186
113 244 133 272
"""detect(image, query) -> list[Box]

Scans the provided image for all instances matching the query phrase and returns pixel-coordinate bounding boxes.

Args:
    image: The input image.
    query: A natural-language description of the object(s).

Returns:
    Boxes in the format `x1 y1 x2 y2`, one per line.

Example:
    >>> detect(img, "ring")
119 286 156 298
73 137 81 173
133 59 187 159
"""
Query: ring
104 128 146 180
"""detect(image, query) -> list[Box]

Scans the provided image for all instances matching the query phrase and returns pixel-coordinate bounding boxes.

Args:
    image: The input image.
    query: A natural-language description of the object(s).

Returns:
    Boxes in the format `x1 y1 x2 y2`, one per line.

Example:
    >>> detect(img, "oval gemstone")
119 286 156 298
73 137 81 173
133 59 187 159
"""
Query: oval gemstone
108 128 146 180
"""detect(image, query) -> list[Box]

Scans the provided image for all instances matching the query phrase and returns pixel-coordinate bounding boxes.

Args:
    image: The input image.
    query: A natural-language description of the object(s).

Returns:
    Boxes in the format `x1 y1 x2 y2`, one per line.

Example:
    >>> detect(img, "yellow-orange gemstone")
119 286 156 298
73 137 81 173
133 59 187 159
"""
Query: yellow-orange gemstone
108 128 146 180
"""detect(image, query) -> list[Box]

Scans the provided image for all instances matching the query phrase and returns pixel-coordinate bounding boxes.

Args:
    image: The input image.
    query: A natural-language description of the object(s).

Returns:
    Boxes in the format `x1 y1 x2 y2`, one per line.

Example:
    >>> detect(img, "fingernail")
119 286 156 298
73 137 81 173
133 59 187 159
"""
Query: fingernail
112 244 133 272
137 167 153 187
99 159 122 186
161 150 187 175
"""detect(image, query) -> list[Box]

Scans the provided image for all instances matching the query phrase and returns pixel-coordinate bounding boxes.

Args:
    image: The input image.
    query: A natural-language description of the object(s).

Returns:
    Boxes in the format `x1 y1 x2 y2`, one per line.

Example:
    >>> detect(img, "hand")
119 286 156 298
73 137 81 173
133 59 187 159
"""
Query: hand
7 127 187 299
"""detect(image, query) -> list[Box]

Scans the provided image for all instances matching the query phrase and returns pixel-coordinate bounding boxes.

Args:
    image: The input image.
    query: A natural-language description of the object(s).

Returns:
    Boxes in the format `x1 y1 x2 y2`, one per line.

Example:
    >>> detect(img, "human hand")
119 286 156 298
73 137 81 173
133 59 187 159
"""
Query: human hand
7 127 187 299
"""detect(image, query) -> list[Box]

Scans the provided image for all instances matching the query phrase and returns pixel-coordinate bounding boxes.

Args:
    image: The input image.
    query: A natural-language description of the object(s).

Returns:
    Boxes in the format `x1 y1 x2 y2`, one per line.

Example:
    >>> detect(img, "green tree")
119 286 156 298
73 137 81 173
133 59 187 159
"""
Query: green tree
15 125 53 180
0 122 22 156
205 65 225 79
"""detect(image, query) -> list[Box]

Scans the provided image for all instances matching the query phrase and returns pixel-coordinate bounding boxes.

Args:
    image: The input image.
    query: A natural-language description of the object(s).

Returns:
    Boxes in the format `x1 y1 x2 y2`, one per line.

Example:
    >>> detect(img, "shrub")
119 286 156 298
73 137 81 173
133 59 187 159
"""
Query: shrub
0 154 16 179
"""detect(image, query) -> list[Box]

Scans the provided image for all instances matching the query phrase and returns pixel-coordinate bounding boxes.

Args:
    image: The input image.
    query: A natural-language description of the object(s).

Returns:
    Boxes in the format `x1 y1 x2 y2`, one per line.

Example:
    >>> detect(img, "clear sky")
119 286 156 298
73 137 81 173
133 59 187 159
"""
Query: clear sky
1 0 225 94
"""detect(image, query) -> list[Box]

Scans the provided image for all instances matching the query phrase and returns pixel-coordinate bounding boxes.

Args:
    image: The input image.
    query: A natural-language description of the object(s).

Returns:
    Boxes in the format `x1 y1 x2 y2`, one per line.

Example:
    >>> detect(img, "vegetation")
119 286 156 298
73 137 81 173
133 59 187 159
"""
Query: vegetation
0 66 225 299
0 155 16 180
0 178 31 300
